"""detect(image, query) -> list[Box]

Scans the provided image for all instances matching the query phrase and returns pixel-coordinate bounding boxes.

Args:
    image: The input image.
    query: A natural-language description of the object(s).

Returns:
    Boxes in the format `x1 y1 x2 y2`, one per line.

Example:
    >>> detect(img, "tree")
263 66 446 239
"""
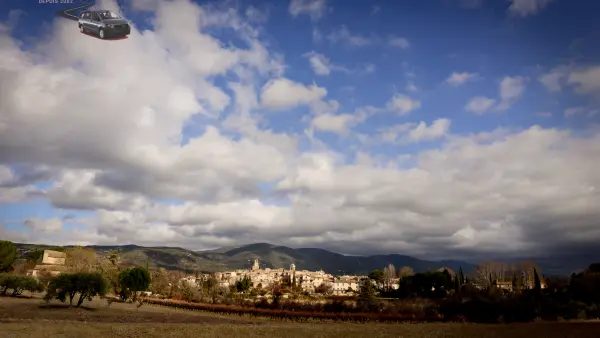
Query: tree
119 266 151 301
383 264 396 290
315 282 332 295
0 241 18 273
398 266 415 279
357 278 377 311
368 269 384 287
24 249 44 264
65 247 98 273
235 275 252 293
44 272 108 307
533 268 541 294
458 266 465 285
150 268 170 295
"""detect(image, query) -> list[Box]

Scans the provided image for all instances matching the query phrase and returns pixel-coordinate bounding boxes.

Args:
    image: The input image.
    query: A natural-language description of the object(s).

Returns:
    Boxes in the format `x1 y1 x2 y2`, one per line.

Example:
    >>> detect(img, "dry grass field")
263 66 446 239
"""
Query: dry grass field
1 296 599 338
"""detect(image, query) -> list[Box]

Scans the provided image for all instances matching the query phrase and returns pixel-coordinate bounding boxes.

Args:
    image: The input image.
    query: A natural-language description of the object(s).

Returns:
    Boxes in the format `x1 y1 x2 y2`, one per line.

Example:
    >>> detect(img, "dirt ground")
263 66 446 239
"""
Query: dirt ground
1 296 600 338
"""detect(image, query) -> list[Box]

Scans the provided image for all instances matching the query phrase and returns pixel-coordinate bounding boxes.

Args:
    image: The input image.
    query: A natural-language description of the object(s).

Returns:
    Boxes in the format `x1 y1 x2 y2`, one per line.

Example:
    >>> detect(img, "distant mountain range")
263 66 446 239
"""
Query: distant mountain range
16 242 594 276
14 242 476 276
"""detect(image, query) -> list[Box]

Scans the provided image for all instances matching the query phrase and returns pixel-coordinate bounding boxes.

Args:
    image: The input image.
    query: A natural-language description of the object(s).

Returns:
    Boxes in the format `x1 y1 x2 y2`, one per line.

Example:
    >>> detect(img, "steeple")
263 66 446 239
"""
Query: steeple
252 257 259 271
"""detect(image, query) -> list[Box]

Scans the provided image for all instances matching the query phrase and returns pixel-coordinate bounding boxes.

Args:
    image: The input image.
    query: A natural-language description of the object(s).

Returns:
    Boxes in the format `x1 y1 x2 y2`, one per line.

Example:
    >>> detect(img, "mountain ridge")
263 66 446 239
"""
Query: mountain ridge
13 242 476 275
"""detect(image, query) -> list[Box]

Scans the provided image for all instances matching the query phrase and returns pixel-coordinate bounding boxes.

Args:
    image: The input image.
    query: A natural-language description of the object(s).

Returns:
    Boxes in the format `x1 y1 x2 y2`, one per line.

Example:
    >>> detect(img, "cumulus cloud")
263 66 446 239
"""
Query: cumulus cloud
508 0 553 17
261 78 327 110
465 96 496 114
309 107 374 135
496 76 526 111
326 25 376 46
289 0 328 21
568 66 600 95
386 94 421 116
379 119 451 143
24 218 63 234
303 51 350 76
564 107 585 118
539 66 570 92
388 36 410 49
446 72 479 86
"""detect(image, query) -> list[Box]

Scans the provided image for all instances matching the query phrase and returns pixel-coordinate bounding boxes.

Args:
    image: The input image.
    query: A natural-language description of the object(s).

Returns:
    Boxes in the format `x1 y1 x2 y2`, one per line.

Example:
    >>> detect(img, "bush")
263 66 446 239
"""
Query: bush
119 266 151 301
0 274 44 296
44 272 108 307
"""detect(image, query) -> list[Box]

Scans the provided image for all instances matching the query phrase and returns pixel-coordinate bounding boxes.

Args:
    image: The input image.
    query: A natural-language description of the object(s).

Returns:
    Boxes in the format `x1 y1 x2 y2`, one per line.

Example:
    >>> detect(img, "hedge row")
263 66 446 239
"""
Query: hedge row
140 297 446 323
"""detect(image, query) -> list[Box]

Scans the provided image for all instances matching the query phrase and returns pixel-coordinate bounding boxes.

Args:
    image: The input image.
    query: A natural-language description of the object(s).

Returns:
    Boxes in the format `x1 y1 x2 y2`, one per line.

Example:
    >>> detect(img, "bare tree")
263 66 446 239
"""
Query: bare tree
65 247 98 273
397 266 415 279
382 264 396 289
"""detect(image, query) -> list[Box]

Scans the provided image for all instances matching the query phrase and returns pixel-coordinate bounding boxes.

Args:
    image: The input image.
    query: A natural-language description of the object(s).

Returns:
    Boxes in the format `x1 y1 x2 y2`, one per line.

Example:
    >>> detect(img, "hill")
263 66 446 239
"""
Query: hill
13 242 475 275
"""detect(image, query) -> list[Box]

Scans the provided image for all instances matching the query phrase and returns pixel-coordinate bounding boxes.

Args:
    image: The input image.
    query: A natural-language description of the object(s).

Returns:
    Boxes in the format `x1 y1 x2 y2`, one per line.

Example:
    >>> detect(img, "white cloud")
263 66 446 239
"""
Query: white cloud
406 119 452 142
309 106 373 135
388 37 410 49
567 66 600 95
25 218 63 234
289 0 328 21
446 72 479 86
261 78 327 110
303 51 350 76
496 76 526 111
465 96 496 114
564 107 585 118
539 66 569 92
508 0 553 17
311 114 360 135
386 94 421 116
326 26 376 46
379 119 451 143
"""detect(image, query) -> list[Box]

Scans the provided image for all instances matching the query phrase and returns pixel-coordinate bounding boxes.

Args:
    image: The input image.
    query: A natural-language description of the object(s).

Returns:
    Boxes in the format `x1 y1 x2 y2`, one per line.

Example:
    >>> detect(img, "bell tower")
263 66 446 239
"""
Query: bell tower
252 258 260 271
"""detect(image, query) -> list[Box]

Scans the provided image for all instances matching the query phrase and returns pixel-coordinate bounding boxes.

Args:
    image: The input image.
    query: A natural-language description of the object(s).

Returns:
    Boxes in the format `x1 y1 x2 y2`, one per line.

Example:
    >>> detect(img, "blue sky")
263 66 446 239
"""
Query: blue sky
0 0 599 260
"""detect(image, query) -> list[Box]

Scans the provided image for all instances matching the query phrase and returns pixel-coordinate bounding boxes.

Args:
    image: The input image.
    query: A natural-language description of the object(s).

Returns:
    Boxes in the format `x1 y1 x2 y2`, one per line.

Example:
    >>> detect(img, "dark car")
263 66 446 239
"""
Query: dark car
78 10 130 39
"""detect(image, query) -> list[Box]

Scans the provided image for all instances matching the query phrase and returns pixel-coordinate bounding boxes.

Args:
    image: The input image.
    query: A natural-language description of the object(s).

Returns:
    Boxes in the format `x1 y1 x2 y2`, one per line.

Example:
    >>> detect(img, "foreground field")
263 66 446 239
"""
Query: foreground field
1 297 599 338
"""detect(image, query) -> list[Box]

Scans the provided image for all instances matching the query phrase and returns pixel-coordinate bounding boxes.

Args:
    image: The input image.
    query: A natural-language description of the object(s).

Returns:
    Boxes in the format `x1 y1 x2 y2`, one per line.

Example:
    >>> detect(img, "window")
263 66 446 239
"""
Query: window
81 12 90 19
98 11 121 19
91 12 100 21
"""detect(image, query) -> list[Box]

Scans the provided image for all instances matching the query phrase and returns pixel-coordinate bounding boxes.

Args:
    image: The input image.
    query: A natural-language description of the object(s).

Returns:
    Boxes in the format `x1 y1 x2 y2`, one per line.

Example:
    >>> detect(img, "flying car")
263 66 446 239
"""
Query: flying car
78 10 130 39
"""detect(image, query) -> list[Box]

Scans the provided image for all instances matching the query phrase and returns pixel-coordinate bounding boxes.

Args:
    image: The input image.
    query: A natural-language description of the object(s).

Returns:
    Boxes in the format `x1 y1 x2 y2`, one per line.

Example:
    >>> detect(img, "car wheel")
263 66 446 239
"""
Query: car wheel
79 25 84 33
99 29 105 39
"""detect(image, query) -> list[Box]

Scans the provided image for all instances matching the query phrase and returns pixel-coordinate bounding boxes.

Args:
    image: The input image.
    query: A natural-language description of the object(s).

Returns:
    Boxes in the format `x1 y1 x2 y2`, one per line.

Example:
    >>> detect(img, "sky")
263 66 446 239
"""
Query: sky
0 0 599 261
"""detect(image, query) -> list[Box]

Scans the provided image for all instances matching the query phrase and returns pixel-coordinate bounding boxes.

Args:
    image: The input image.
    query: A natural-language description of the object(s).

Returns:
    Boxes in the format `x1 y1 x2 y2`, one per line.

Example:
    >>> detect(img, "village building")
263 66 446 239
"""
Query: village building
214 258 335 292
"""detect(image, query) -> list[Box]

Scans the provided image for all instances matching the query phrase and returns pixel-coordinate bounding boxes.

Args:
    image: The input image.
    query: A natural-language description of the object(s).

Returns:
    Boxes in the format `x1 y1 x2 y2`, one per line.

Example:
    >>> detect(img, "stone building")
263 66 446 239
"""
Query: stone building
27 250 67 277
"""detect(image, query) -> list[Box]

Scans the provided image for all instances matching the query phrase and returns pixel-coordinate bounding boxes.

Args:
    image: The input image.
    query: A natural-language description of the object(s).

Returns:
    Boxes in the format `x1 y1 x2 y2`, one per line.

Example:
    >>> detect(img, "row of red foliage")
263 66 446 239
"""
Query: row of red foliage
140 297 446 323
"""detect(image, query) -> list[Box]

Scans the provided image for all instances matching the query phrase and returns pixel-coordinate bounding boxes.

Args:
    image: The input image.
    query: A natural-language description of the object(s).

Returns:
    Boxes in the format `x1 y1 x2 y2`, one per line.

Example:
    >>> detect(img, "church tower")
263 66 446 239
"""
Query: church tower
252 258 259 271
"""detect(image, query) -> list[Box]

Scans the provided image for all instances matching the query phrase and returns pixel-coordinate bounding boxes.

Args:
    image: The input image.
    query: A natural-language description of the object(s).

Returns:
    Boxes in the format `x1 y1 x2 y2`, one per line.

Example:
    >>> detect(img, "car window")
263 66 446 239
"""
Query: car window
91 12 100 22
81 12 90 19
98 11 121 19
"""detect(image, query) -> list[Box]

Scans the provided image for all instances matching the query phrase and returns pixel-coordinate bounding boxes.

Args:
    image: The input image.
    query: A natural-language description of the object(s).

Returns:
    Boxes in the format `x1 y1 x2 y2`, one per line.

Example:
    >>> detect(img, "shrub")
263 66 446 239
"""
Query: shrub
44 272 108 307
0 274 44 296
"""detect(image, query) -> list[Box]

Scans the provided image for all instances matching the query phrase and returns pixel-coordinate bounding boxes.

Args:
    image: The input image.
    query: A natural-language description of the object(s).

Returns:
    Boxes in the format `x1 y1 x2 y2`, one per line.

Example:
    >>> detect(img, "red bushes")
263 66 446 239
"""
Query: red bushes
140 297 445 323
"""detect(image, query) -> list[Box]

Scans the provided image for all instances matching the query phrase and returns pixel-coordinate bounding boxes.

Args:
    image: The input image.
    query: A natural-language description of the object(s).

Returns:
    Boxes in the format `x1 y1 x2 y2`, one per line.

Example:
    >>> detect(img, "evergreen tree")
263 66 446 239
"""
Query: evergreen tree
533 268 541 294
458 266 465 285
0 241 18 273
